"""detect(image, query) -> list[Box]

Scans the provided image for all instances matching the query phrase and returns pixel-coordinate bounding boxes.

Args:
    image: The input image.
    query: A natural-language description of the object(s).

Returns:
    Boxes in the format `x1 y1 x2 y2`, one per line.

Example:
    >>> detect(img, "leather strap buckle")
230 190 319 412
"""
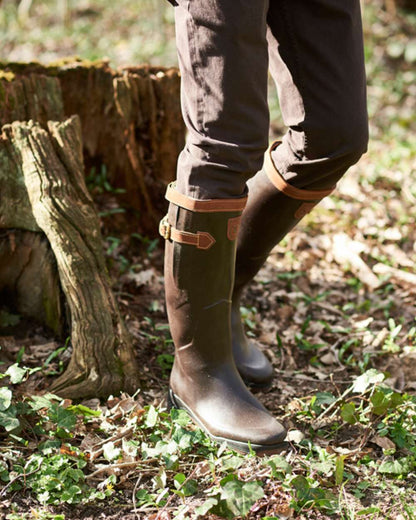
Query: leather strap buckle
159 215 215 250
159 216 171 240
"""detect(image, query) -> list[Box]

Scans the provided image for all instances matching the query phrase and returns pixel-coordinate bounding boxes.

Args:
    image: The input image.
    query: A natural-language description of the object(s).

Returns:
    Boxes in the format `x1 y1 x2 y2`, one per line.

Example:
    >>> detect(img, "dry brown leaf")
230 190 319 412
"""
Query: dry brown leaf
371 435 396 451
275 305 295 323
274 504 295 519
320 351 338 365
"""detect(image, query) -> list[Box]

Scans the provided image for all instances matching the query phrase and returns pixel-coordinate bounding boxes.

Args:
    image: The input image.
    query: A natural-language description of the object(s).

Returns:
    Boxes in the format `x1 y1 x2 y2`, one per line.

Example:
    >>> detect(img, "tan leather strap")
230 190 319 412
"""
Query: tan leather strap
166 183 247 213
159 216 216 250
265 141 334 201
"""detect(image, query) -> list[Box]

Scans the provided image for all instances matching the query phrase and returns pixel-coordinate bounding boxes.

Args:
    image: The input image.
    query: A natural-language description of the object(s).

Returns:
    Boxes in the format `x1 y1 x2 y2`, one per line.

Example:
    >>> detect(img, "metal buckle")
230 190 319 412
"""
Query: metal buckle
159 216 171 240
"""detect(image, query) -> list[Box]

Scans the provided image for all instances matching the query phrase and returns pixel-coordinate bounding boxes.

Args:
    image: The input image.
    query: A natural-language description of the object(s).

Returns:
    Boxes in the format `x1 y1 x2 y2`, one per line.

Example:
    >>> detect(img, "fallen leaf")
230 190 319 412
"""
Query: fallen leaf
371 435 396 451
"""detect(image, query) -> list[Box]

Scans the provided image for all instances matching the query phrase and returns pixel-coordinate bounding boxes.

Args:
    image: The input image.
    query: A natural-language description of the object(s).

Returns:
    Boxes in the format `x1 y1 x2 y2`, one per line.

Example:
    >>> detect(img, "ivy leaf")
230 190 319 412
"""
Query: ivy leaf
170 408 190 427
221 455 245 472
194 497 219 517
220 480 264 517
145 405 158 427
310 460 334 476
135 488 154 506
173 473 198 496
352 370 385 394
378 458 413 476
291 475 311 502
341 402 358 425
0 387 12 412
370 389 392 415
48 404 77 431
30 393 61 411
173 472 186 488
61 484 83 503
267 455 292 477
0 411 20 431
5 364 27 384
311 392 337 414
103 441 121 461
370 388 403 415
172 427 194 450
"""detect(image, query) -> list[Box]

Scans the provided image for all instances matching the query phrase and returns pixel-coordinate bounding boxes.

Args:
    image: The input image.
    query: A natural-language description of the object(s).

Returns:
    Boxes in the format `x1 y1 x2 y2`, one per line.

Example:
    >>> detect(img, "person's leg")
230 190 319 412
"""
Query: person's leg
232 0 369 384
161 0 286 452
267 0 368 189
174 0 270 200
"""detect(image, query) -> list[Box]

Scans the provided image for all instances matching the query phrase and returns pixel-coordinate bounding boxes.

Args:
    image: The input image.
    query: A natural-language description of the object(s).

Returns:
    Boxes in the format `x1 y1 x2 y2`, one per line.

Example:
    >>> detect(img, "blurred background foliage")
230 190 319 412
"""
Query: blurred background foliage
1 0 415 179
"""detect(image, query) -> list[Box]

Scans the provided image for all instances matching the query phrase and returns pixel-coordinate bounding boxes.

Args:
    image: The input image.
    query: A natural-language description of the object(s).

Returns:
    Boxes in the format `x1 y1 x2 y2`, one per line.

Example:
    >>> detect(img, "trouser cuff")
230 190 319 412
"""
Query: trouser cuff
265 142 335 201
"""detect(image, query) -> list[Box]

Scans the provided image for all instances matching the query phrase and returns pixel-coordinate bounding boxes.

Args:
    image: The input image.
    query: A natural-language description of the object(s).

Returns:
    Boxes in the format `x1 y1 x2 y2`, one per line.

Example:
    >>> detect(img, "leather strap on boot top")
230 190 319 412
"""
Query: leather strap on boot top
264 141 334 219
165 182 248 213
159 183 248 249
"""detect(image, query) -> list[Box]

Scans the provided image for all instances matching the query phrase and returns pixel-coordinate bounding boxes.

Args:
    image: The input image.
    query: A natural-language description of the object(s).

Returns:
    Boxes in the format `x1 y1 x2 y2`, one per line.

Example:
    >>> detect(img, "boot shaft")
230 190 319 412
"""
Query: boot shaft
161 183 247 368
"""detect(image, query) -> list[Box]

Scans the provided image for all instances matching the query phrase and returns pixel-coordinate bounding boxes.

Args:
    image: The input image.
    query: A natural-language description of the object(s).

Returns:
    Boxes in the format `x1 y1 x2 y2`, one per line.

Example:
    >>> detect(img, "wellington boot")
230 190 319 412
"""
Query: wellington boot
232 142 335 387
160 183 287 454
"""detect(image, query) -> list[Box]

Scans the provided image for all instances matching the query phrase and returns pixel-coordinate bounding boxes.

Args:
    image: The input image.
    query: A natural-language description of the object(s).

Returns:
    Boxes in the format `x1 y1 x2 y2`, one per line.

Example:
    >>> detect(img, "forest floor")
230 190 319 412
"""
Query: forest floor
1 0 416 519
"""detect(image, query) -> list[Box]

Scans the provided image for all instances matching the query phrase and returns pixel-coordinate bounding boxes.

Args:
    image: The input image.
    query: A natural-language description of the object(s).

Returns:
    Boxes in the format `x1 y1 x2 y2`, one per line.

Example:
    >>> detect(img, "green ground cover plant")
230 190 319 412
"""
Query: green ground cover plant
0 364 415 518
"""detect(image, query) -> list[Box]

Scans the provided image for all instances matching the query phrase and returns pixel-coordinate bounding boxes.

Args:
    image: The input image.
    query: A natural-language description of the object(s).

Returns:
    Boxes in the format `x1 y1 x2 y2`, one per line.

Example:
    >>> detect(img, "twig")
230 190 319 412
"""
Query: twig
132 474 142 520
0 460 42 496
89 426 134 460
331 233 381 289
313 301 345 317
155 465 198 519
330 338 346 367
373 262 416 286
314 385 352 426
86 461 158 480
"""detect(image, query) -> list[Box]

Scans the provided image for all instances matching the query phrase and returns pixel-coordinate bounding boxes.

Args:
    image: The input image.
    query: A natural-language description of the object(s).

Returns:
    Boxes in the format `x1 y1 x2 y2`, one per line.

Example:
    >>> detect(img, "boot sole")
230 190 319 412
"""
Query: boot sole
167 388 288 456
242 378 273 391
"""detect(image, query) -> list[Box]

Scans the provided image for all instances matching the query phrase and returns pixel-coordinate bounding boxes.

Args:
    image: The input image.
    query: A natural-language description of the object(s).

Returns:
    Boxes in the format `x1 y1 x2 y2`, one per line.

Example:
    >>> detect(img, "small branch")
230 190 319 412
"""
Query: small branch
373 262 416 286
89 426 135 461
86 460 160 480
0 460 42 497
331 233 381 289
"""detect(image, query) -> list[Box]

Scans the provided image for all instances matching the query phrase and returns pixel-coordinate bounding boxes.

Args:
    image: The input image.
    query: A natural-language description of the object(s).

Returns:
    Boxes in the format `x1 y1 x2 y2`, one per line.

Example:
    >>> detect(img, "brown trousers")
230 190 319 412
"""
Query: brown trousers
172 0 369 200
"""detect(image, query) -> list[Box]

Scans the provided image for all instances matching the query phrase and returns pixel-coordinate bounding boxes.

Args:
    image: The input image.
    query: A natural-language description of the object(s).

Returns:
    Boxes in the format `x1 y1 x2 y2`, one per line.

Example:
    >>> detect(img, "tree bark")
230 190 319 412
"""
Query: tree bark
0 59 185 235
0 229 63 335
1 116 140 398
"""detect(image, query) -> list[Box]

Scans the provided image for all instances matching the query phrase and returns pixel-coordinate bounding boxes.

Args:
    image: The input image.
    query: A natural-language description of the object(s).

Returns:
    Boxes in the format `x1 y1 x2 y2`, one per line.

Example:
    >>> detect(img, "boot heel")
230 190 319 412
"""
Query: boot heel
167 388 178 411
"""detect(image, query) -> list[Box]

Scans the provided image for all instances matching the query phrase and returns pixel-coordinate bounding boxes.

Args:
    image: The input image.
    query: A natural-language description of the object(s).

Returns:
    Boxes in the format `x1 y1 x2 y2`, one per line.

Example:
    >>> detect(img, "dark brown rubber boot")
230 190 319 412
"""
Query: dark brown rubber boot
232 142 335 387
160 183 287 454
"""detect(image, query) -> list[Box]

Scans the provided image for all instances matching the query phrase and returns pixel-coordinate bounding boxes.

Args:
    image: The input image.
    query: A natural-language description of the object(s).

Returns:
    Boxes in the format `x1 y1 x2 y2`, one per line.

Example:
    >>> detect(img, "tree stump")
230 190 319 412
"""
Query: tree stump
0 58 186 397
0 59 185 235
1 116 140 398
